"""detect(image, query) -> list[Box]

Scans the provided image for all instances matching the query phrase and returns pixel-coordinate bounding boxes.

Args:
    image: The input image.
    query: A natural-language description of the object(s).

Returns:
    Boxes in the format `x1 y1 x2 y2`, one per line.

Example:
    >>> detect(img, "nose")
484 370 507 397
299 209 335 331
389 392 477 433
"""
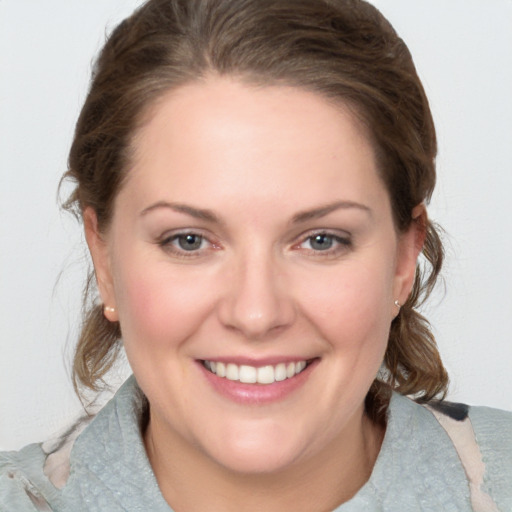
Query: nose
217 250 296 340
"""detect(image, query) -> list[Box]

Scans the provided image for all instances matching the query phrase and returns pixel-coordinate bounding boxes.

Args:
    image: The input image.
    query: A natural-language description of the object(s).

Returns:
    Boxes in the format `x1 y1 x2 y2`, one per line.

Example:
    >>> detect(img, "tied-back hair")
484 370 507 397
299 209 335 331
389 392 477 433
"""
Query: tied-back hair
63 0 448 415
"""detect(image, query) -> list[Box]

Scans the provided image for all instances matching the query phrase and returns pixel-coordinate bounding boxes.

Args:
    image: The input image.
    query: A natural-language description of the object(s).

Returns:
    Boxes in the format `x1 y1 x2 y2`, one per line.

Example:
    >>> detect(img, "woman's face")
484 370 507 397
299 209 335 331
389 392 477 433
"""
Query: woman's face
87 78 420 475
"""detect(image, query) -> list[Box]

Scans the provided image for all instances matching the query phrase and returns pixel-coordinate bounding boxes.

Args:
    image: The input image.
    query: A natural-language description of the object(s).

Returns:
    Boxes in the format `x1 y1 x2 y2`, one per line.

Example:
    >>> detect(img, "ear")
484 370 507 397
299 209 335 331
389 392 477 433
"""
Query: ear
392 203 427 310
83 207 119 322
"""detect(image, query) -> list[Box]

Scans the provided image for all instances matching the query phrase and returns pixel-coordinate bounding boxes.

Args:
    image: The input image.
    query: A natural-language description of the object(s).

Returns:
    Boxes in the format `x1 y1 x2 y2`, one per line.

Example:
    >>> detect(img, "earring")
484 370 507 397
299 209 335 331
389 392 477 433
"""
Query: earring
104 306 116 314
394 300 401 310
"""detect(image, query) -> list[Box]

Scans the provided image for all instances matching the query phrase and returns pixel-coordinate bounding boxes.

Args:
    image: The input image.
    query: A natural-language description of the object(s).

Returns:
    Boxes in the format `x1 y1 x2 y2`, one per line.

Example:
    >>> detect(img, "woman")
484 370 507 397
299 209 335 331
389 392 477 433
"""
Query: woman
1 0 511 510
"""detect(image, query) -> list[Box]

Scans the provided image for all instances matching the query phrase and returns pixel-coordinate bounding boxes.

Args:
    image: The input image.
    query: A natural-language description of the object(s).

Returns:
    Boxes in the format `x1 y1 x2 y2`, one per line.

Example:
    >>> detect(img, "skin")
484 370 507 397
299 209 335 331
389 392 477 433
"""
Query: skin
85 77 424 511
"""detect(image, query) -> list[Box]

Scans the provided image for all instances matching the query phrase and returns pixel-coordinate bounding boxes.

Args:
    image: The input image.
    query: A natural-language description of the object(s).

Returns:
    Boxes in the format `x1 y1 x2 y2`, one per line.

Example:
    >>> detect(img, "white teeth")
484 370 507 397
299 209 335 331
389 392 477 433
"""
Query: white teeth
203 360 309 385
217 362 226 377
257 365 275 384
239 365 257 383
226 363 239 381
275 363 287 382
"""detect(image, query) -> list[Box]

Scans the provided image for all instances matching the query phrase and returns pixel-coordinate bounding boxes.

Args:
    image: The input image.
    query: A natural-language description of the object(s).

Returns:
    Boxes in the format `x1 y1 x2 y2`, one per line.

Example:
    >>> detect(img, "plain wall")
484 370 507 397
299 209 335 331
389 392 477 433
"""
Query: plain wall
1 0 511 451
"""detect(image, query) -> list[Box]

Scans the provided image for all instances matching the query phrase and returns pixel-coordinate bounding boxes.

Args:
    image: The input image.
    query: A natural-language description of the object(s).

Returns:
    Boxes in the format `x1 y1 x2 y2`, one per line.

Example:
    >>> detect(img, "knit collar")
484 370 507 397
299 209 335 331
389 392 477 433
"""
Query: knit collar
58 375 471 511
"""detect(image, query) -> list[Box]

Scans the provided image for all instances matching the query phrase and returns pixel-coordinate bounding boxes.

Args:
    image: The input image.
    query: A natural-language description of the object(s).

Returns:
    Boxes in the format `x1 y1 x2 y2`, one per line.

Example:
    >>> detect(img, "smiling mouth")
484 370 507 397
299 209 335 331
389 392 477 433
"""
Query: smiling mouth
202 360 313 385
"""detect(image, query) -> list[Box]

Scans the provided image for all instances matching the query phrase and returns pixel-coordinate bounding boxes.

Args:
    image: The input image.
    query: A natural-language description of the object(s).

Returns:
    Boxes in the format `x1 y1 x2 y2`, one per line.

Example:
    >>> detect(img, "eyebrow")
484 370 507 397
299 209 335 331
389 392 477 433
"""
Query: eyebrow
140 201 220 223
140 199 371 224
291 200 372 224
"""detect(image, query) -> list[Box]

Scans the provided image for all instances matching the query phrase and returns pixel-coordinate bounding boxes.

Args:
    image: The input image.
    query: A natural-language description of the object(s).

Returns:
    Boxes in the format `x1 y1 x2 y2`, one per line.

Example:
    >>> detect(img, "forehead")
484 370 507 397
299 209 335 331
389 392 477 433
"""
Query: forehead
134 77 372 160
121 77 386 216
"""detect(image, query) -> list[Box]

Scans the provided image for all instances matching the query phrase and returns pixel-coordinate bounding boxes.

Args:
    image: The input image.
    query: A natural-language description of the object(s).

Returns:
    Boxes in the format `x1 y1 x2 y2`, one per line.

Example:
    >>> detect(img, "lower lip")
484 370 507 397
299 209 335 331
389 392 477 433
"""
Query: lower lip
198 359 318 405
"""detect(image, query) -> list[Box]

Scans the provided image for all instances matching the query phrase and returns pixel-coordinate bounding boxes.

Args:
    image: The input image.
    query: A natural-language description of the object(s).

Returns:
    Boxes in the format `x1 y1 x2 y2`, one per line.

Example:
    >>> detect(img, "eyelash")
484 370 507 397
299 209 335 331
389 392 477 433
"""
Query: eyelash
158 231 216 259
294 231 353 257
157 230 352 259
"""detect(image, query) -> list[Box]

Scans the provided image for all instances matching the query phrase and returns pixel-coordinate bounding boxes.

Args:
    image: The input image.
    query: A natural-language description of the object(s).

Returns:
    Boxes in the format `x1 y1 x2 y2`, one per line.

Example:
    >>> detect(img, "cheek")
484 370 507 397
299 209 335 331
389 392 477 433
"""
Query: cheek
297 257 395 352
112 260 215 352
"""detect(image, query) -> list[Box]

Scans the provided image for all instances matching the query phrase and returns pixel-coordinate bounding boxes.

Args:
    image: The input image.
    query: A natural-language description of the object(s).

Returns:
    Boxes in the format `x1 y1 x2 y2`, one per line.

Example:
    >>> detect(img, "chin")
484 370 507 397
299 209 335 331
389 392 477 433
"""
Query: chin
212 445 302 476
199 421 307 475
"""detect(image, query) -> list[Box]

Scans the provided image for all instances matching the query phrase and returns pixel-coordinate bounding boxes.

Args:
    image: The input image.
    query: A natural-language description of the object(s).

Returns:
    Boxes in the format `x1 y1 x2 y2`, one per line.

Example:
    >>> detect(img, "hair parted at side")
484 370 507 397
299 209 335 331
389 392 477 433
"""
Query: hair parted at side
63 0 448 409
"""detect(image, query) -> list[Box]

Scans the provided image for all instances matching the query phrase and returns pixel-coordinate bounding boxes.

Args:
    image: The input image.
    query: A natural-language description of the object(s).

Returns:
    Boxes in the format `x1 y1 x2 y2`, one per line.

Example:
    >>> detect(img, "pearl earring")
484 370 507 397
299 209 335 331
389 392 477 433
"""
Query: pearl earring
394 300 401 310
104 306 116 314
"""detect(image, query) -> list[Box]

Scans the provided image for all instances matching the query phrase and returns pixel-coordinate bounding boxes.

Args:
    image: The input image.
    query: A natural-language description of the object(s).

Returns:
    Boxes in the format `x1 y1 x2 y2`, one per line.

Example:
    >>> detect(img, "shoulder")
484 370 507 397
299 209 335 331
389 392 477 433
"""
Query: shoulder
0 443 52 511
467 403 512 450
1 376 161 512
425 398 512 511
0 413 95 511
468 404 512 510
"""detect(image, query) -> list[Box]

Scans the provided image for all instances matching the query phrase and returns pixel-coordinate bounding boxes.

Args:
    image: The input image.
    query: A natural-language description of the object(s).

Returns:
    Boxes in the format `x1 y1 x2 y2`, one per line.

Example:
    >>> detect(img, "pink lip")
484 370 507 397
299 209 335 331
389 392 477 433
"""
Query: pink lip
197 358 319 405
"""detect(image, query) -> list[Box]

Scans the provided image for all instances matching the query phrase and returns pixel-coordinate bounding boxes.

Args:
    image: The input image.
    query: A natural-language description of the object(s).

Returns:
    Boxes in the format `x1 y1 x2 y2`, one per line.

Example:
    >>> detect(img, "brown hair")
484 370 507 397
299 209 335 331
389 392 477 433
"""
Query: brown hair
63 0 448 407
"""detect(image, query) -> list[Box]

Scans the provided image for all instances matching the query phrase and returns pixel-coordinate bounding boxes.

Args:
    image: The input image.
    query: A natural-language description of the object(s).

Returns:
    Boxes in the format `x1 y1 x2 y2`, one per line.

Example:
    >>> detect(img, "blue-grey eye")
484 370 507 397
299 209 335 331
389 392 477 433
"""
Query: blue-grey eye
177 234 203 251
309 234 334 250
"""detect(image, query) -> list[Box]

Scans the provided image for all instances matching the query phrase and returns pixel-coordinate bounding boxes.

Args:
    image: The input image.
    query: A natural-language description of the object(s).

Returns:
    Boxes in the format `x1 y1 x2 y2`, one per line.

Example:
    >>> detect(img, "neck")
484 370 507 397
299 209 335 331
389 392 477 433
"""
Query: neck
144 407 385 512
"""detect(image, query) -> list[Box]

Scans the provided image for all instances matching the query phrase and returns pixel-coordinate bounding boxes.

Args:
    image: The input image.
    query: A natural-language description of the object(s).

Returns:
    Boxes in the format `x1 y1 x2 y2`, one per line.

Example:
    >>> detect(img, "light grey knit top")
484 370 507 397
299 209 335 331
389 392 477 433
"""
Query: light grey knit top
1 376 511 511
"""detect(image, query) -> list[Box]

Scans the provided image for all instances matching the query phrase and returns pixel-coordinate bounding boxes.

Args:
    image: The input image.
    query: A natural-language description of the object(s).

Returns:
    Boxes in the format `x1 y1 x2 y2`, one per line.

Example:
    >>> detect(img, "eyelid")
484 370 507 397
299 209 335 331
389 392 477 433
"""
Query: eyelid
292 227 352 244
291 228 353 255
157 226 210 242
157 228 221 257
